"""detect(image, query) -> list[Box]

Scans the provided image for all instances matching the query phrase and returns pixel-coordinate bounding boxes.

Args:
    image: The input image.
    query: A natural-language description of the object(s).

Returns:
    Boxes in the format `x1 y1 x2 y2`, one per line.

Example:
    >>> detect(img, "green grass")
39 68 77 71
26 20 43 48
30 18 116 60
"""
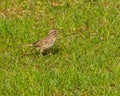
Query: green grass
0 0 120 96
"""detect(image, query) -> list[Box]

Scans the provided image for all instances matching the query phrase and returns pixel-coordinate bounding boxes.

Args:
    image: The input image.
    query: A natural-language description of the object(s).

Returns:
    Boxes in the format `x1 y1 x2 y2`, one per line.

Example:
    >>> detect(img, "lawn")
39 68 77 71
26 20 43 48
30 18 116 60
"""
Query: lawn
0 0 120 96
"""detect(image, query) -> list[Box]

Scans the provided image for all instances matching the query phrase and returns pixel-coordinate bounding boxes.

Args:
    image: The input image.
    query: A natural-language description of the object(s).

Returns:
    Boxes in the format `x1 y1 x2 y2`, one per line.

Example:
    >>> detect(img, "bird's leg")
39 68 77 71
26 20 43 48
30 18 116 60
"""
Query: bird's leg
40 49 43 56
31 47 35 54
48 49 52 55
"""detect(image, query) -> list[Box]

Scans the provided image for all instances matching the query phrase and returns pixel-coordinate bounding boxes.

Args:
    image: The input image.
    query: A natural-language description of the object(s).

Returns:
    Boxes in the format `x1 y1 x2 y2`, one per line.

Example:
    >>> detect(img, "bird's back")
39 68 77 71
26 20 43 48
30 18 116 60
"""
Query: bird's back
32 35 56 50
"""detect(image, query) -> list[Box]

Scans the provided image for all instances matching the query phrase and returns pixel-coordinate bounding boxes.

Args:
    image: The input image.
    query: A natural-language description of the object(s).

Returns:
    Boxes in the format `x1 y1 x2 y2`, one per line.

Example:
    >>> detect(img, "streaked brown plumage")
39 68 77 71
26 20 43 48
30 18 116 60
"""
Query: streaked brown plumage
22 30 58 53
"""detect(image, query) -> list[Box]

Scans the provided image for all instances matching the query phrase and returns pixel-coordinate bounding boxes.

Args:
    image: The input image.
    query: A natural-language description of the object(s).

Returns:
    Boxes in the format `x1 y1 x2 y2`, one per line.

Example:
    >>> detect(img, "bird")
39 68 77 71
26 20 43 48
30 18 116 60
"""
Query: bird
22 30 58 54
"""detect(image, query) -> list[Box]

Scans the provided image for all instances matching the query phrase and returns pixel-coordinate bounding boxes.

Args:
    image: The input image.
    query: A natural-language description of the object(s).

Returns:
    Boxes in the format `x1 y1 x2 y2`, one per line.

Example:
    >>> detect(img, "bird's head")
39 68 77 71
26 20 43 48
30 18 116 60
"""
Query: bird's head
48 30 58 37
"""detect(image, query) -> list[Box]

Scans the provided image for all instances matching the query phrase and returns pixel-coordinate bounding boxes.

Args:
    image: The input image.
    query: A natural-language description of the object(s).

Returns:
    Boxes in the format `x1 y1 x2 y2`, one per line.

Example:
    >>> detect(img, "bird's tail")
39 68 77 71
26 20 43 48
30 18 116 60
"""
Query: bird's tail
21 43 33 47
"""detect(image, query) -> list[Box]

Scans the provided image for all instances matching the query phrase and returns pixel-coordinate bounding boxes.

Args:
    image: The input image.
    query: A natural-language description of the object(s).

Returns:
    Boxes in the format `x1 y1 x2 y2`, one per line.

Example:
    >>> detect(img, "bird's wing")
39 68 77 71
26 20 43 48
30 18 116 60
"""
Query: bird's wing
32 37 48 47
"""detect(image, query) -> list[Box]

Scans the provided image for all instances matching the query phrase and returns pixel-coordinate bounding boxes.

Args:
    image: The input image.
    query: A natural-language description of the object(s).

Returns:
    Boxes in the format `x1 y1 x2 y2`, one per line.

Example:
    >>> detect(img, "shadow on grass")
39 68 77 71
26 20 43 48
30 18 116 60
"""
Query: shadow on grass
21 47 60 57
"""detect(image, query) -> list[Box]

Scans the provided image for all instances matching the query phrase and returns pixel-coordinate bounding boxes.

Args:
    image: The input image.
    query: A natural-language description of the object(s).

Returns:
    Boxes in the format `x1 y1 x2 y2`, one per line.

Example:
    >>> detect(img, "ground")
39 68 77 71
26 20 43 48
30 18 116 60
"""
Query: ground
0 0 120 96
